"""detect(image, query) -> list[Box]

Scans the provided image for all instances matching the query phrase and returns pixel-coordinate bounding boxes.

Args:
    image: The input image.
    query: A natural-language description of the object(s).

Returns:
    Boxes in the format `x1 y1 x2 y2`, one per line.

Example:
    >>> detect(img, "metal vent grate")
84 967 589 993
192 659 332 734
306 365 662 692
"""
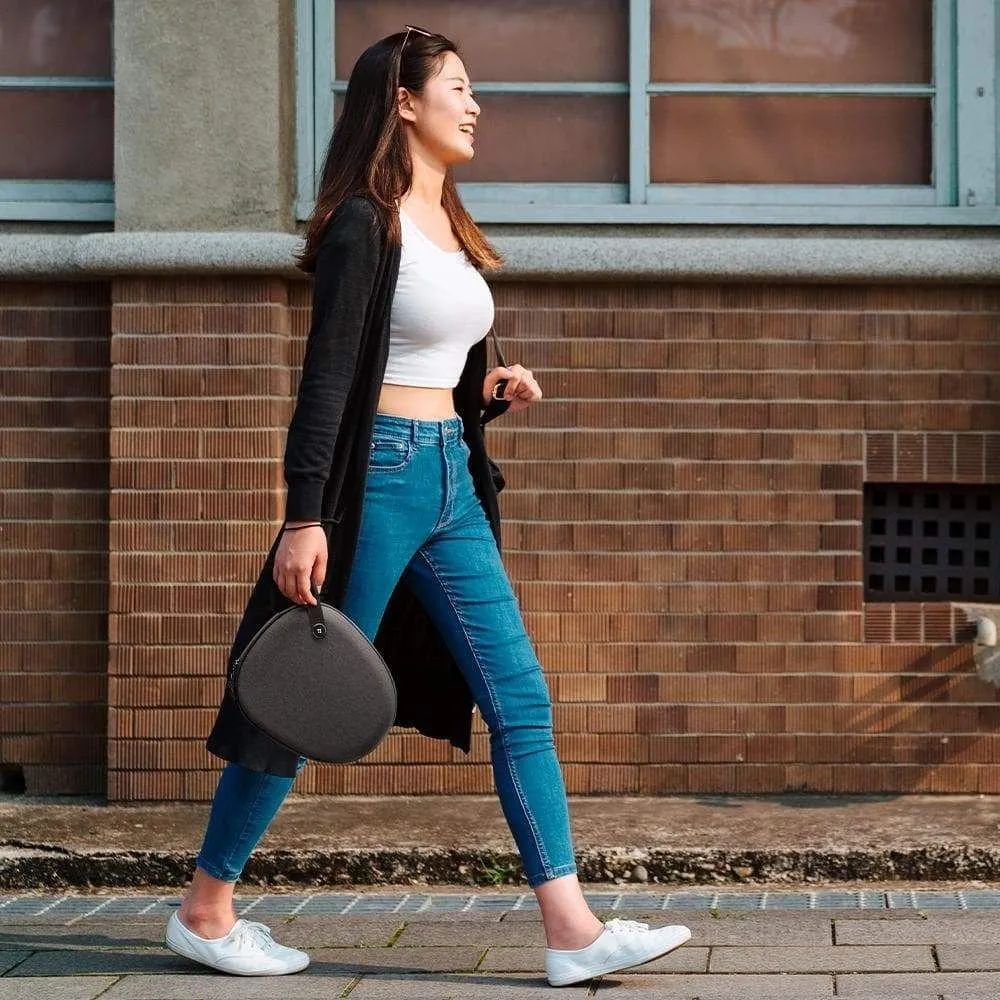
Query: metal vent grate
864 484 999 602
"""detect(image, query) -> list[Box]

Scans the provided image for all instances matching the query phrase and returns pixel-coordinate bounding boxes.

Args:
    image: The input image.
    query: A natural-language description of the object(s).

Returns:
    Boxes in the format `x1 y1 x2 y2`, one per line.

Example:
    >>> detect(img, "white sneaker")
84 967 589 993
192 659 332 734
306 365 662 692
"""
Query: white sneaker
545 917 692 987
165 910 310 976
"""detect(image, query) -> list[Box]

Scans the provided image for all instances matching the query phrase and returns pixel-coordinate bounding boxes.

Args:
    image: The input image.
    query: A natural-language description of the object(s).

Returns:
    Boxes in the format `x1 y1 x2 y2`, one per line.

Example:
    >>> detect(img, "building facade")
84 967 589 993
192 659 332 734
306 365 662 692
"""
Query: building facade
2 1 999 800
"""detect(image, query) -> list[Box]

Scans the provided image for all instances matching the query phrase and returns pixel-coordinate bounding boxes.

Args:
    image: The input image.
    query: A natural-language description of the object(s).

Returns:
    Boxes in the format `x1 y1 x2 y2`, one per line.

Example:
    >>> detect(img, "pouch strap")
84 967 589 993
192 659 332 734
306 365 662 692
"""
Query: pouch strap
307 587 327 636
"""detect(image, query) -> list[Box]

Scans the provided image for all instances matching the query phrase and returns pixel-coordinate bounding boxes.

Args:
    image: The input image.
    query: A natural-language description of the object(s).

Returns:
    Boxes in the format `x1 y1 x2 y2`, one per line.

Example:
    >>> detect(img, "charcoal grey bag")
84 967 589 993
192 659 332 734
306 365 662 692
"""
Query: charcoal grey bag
230 597 396 763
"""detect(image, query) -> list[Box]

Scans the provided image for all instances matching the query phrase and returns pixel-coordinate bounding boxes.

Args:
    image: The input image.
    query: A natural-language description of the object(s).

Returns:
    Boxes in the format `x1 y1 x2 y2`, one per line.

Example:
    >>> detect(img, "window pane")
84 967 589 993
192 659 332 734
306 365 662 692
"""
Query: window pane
0 90 113 179
454 95 626 182
334 0 627 82
650 95 931 184
0 0 112 76
651 0 932 84
334 93 627 184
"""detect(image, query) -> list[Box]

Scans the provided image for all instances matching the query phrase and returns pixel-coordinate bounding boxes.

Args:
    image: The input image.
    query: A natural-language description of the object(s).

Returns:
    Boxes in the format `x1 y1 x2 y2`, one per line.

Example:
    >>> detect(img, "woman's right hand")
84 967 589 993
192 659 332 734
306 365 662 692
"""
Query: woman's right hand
273 523 328 605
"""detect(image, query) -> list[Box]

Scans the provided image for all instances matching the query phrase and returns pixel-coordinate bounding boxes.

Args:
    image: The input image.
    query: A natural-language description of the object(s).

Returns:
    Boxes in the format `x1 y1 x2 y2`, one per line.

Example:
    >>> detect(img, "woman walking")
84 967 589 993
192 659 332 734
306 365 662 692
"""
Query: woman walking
164 26 691 987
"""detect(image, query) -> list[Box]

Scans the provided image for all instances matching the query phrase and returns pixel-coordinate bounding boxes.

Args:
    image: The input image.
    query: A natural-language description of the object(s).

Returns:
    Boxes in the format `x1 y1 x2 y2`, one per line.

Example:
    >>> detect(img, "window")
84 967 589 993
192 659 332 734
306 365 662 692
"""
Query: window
297 0 1000 224
0 0 114 222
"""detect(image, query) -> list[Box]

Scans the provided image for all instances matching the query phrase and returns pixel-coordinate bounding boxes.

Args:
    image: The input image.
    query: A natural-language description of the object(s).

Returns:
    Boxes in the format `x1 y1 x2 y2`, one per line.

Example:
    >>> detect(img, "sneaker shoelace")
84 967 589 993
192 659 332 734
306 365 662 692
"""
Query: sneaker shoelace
604 918 650 936
231 919 276 953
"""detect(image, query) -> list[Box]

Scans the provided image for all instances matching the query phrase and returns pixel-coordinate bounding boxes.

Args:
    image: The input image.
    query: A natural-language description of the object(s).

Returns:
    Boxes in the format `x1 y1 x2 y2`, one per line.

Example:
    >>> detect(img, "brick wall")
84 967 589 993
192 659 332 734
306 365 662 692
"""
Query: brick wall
0 282 110 795
5 276 1000 799
107 278 291 800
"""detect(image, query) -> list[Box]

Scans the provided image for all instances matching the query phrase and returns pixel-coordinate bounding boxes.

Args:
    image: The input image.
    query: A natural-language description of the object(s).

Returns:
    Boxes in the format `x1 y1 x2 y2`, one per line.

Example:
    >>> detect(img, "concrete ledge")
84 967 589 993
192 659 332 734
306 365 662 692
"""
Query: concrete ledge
1 231 998 282
5 844 1000 891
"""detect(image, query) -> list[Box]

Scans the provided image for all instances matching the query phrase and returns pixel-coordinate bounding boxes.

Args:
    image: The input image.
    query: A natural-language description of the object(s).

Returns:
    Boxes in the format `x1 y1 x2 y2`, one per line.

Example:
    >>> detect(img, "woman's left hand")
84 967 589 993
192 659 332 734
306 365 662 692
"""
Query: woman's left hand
482 364 543 414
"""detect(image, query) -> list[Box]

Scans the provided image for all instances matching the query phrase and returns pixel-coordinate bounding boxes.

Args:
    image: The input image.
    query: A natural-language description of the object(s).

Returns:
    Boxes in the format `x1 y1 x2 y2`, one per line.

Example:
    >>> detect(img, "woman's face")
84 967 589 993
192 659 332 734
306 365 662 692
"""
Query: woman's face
398 50 480 168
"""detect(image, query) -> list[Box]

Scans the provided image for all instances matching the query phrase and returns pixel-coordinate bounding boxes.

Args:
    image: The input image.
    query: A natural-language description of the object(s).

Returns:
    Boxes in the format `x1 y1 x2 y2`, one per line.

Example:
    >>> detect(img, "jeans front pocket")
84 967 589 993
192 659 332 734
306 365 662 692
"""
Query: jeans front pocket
368 437 413 474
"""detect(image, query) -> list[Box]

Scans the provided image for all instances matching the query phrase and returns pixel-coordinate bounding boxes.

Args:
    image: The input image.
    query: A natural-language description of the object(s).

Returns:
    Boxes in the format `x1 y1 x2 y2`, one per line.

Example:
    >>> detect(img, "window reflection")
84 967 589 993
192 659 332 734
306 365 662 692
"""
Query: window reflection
0 0 112 77
651 0 932 84
650 95 931 184
335 0 628 82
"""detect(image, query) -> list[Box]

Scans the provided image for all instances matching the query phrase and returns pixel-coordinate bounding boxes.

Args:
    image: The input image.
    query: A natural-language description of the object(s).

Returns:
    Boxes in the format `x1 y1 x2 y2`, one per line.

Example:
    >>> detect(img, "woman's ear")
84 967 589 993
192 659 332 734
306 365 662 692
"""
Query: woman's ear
397 86 416 124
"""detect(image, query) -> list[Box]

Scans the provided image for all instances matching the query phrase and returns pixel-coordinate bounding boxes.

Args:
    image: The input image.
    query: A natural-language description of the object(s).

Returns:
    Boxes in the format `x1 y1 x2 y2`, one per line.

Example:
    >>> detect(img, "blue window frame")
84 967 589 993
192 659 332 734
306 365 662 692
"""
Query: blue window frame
1 0 114 226
297 0 999 225
0 71 114 222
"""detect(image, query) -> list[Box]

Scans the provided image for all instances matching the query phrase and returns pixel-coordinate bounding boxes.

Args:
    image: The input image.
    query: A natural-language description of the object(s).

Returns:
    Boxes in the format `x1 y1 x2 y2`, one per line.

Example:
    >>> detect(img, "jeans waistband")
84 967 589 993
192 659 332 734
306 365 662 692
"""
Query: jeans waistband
373 411 464 444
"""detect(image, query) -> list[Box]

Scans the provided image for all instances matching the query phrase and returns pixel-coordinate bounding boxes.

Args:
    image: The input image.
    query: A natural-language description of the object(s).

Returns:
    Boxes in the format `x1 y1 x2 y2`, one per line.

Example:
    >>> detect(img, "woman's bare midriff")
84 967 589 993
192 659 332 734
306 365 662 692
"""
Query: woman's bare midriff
377 382 462 421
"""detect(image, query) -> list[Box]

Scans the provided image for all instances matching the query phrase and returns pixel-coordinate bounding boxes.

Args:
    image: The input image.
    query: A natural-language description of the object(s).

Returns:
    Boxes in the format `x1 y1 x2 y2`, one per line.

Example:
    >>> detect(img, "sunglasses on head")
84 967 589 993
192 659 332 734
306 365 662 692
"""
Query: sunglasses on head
401 23 434 50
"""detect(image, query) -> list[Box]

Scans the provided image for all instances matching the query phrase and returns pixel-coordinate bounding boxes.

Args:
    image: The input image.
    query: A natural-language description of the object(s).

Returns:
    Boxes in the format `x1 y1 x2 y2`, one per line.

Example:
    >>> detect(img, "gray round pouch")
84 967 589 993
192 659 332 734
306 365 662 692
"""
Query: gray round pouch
230 599 397 763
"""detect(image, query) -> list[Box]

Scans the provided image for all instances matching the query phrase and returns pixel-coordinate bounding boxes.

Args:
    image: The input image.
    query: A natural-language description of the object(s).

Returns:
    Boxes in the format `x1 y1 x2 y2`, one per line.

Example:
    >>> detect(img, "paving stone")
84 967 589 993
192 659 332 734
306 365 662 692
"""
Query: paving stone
346 973 591 998
308 946 483 974
936 945 1000 972
0 979 120 1000
677 915 834 946
5 948 191 977
837 973 1000 997
479 944 708 974
502 910 835 940
0 953 29 974
0 924 166 951
836 915 1000 945
396 920 545 946
590 972 834 998
709 945 935 974
0 915 100 926
398 911 507 922
98 972 355 999
275 916 404 948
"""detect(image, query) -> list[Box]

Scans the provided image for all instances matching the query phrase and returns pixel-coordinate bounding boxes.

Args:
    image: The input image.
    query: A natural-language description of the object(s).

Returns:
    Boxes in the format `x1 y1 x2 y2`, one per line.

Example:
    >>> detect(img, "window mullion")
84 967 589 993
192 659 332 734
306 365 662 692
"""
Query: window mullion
295 0 316 216
628 0 649 204
932 0 957 205
955 0 997 209
313 0 334 204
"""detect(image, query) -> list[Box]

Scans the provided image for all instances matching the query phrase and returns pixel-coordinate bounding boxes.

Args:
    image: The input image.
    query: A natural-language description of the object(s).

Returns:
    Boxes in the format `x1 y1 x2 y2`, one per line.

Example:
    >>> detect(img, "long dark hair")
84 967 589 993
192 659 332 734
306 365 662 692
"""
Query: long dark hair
296 28 503 275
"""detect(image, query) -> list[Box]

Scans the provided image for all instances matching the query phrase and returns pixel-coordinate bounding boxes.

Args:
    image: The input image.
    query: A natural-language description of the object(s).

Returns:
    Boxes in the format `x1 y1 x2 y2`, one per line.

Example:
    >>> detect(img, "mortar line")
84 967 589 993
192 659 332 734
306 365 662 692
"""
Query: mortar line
91 978 125 1000
66 896 114 925
33 894 68 914
237 895 263 916
341 973 364 997
289 893 314 916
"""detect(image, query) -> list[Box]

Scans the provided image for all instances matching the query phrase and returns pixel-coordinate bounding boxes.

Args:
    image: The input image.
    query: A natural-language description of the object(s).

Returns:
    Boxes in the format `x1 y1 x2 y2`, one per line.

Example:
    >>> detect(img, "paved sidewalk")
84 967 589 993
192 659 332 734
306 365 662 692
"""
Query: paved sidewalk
3 889 1000 999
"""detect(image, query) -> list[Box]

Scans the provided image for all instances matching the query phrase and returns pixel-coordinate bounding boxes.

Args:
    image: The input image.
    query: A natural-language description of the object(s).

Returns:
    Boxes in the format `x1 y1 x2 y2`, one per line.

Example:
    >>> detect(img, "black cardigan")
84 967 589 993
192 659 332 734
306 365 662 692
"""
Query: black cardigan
205 195 509 776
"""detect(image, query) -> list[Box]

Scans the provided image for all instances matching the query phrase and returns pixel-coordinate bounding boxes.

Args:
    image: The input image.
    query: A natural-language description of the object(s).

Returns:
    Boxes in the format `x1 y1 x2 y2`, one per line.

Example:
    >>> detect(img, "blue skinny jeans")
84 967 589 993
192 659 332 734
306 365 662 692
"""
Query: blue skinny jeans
196 412 578 888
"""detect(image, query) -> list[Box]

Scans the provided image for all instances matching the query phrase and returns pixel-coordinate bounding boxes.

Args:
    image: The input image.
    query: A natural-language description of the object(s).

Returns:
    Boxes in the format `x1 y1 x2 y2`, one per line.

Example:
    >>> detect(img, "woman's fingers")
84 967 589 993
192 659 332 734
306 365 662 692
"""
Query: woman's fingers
297 565 317 605
311 555 327 600
274 532 326 605
502 375 521 399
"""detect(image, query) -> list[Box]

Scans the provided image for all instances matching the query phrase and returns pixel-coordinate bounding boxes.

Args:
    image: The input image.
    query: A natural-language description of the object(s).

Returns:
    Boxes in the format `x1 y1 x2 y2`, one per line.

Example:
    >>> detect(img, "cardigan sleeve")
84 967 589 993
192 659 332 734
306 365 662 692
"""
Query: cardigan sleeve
283 197 381 522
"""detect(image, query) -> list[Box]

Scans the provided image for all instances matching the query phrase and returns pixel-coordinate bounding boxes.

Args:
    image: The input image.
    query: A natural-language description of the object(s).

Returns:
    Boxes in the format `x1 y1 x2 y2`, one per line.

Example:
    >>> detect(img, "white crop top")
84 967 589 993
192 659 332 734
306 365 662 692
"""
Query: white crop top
383 206 495 389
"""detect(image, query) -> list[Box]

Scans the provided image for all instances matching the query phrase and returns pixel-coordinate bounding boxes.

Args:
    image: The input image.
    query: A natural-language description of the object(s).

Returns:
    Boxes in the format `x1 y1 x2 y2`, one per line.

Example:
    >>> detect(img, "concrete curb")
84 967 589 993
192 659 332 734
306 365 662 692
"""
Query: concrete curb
4 844 1000 891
